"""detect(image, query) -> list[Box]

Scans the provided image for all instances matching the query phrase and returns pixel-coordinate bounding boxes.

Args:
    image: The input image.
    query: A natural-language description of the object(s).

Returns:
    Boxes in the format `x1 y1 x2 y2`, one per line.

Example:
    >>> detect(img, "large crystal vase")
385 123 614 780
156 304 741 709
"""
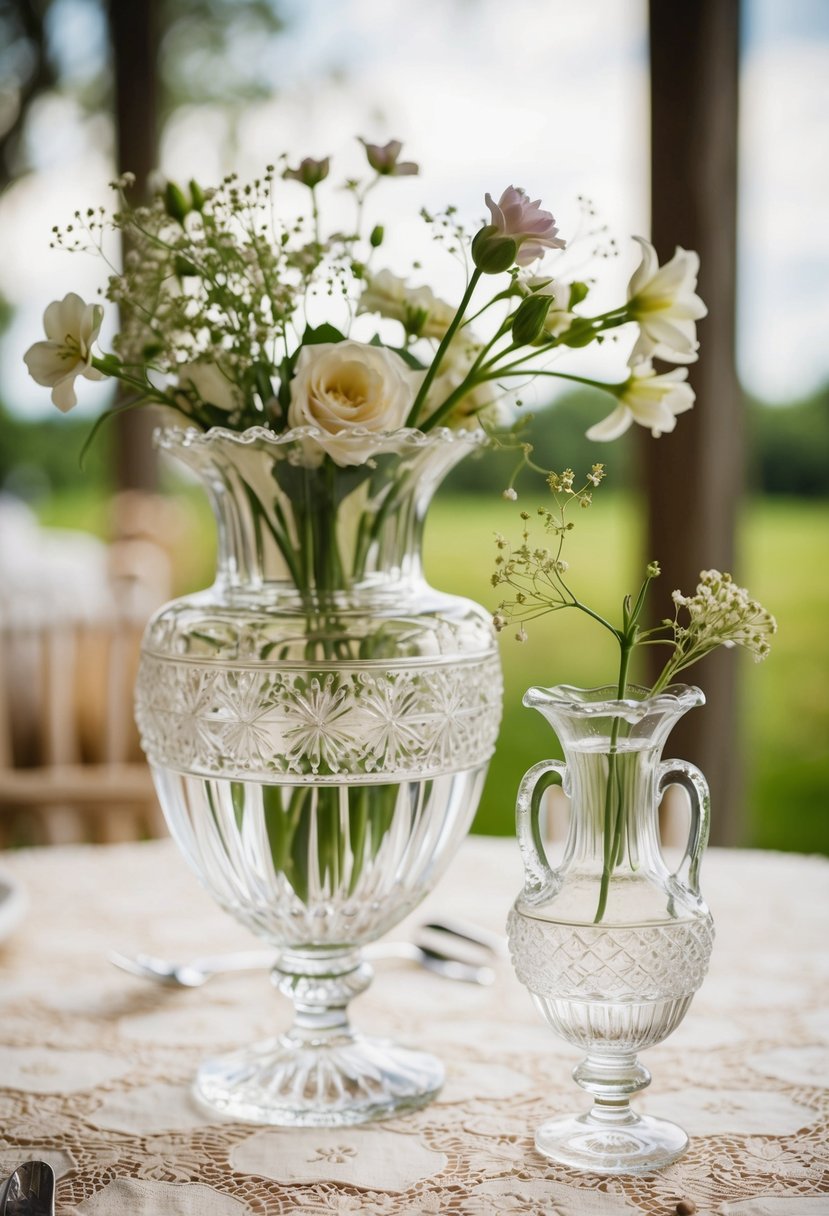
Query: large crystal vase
507 684 714 1173
134 425 502 1126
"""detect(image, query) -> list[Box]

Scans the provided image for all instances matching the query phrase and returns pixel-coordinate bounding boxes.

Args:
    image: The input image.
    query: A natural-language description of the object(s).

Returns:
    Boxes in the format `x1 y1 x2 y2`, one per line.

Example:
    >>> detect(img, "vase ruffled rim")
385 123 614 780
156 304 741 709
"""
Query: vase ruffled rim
153 422 489 458
522 682 705 719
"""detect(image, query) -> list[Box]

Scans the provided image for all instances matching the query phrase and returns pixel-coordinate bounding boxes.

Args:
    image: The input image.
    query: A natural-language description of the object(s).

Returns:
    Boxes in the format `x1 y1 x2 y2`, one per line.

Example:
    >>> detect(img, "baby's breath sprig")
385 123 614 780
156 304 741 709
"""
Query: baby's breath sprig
492 468 776 923
492 463 608 642
492 469 776 697
651 571 777 692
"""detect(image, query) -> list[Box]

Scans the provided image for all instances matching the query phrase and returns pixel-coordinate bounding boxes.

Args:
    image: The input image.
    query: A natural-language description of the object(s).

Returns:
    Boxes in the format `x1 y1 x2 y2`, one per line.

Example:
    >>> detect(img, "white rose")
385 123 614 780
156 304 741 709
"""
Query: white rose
287 340 417 466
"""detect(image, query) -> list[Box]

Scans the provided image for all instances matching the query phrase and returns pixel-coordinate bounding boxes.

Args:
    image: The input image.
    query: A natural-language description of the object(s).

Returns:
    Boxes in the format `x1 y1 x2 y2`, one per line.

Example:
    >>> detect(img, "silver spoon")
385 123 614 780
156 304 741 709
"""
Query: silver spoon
109 938 495 988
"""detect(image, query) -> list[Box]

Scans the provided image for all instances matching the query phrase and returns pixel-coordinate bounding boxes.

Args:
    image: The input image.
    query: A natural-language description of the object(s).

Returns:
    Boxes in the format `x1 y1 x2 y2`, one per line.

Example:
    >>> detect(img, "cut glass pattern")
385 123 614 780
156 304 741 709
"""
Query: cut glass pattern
137 654 502 782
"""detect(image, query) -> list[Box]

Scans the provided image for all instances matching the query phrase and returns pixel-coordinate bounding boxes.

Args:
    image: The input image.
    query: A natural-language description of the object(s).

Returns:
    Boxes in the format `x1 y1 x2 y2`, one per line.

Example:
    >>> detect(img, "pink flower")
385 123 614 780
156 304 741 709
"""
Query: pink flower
484 186 566 266
359 138 419 176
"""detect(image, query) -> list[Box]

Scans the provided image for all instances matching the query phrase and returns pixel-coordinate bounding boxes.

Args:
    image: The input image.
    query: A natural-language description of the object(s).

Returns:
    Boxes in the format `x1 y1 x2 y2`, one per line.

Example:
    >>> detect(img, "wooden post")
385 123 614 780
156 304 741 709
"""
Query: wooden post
108 0 160 492
645 1 742 844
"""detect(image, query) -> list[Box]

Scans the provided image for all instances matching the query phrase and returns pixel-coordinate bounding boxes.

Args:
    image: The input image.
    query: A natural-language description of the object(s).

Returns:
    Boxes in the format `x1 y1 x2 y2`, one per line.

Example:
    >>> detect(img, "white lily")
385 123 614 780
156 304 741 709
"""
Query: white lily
627 236 707 365
23 292 107 412
587 361 695 441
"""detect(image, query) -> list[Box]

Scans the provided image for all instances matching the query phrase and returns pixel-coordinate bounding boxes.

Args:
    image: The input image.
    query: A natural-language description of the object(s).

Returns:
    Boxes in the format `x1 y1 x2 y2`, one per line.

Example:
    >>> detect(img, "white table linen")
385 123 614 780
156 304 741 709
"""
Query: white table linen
0 838 827 1215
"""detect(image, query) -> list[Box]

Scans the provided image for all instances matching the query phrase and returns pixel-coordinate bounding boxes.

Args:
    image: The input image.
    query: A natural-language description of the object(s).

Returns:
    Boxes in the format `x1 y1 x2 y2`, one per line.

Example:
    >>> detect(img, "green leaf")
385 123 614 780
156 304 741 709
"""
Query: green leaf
302 323 346 346
251 361 275 406
568 281 590 309
273 459 373 514
277 355 293 414
174 255 199 278
561 318 598 348
368 334 427 370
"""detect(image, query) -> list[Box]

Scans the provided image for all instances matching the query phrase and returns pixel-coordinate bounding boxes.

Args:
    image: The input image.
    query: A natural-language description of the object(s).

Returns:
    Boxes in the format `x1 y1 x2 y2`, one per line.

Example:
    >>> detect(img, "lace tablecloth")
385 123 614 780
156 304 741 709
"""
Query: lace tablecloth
0 838 827 1216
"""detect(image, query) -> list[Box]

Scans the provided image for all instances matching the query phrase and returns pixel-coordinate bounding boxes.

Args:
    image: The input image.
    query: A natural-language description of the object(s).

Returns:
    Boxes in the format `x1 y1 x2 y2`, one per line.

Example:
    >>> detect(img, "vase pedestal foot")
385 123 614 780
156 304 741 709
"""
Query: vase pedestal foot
534 1107 688 1174
194 1032 444 1127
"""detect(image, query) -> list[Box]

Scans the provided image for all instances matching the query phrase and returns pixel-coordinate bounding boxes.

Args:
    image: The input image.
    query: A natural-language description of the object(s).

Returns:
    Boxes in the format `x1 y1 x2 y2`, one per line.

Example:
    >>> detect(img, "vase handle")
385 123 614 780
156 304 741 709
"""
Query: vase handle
515 759 565 896
658 759 711 896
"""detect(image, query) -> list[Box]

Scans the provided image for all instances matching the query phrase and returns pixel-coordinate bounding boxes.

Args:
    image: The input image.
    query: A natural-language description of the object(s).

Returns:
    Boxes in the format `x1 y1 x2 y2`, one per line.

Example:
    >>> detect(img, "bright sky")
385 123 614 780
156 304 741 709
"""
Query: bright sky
2 0 827 417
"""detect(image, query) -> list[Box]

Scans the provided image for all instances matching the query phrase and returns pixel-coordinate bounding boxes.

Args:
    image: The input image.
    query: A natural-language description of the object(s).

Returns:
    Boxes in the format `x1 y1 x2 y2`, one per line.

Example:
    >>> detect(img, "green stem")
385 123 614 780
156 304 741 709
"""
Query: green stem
417 375 483 431
90 358 178 406
310 185 321 246
407 268 482 428
594 640 633 924
240 482 305 590
415 326 518 431
481 367 623 393
569 597 622 640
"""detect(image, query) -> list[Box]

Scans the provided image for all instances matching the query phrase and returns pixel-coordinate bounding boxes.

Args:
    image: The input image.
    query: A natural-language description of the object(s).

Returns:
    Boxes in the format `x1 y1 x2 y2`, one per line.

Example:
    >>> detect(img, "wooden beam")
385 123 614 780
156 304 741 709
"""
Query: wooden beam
645 1 742 844
108 0 161 492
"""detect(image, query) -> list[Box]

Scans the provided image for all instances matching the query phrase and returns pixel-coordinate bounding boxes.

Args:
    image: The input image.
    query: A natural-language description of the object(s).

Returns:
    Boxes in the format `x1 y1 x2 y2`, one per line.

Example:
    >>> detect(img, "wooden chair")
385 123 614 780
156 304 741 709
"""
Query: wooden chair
0 502 173 847
0 612 166 846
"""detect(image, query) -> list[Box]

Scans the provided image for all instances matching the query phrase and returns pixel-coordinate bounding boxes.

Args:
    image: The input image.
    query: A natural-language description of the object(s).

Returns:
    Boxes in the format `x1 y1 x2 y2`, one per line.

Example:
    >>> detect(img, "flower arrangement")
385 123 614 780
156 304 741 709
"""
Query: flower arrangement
492 470 777 920
22 137 717 616
24 138 705 453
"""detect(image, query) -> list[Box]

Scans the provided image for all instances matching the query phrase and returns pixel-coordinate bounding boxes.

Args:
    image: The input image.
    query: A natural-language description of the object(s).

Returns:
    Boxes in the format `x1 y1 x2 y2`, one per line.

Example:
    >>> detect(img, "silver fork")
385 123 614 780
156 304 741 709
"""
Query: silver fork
109 926 497 988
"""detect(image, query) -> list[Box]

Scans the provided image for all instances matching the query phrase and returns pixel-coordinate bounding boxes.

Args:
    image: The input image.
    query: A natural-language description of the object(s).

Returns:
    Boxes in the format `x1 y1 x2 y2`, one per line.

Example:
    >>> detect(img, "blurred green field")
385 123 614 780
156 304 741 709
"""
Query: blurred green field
38 489 829 855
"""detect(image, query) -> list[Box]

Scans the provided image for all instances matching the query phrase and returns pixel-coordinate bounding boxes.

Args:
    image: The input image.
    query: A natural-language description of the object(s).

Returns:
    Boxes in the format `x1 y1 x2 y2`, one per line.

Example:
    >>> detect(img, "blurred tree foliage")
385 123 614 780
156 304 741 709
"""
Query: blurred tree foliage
2 387 827 503
445 386 829 499
0 0 291 490
0 0 287 190
0 401 108 499
445 388 636 496
746 388 829 497
158 0 287 113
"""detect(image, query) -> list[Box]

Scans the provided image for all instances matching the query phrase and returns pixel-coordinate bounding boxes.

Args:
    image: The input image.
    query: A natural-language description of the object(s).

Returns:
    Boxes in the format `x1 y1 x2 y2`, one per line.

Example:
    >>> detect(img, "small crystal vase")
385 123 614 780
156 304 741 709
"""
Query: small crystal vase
507 683 714 1174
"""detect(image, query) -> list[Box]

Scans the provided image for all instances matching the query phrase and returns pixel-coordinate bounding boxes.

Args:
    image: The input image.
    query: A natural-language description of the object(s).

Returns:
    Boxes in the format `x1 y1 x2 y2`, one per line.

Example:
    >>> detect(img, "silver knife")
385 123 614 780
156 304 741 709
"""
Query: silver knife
0 1161 55 1216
